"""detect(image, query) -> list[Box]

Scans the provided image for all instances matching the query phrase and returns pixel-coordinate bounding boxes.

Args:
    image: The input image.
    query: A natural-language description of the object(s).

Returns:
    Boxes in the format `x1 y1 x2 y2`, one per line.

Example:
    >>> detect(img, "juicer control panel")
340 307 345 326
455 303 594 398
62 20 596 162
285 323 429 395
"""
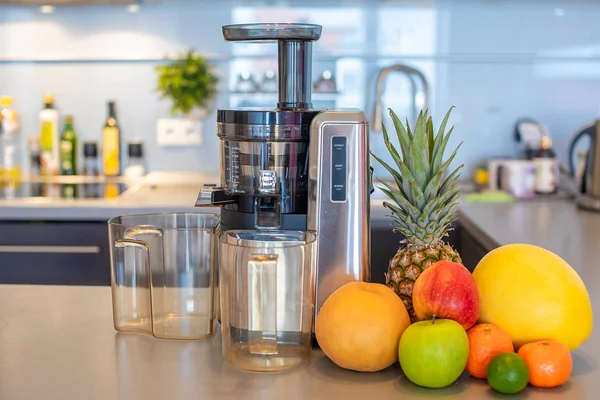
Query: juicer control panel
330 137 347 203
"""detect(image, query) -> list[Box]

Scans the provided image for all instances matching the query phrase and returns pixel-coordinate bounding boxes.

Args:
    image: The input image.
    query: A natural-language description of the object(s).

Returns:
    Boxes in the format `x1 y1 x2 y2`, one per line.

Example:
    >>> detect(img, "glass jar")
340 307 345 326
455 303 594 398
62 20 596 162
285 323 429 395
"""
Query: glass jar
108 212 220 340
219 230 316 372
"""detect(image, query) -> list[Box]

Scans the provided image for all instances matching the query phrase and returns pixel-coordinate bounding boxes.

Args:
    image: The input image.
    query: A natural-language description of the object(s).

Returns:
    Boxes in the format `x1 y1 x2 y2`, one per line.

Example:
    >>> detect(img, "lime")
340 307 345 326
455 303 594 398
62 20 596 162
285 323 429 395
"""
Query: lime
487 352 529 394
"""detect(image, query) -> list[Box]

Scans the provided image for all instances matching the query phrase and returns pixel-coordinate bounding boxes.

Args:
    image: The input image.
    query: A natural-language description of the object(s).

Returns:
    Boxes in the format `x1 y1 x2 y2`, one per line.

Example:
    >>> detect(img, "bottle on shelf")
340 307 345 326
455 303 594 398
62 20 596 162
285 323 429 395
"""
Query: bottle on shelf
28 136 41 175
104 183 121 199
533 135 558 195
123 139 146 186
39 94 60 175
59 115 78 176
60 183 78 199
83 141 99 177
0 96 22 180
0 96 20 136
102 101 121 177
82 141 100 198
28 136 43 197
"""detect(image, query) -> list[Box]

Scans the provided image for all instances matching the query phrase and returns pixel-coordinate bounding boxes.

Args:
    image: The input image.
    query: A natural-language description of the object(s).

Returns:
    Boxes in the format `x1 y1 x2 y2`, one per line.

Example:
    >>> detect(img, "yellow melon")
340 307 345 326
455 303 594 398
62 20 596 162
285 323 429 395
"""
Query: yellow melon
473 243 593 350
315 281 411 372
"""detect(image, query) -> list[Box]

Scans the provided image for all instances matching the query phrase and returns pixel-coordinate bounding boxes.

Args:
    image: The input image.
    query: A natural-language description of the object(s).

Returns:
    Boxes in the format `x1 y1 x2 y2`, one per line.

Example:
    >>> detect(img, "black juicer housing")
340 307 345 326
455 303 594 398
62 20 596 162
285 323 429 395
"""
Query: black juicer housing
197 23 324 231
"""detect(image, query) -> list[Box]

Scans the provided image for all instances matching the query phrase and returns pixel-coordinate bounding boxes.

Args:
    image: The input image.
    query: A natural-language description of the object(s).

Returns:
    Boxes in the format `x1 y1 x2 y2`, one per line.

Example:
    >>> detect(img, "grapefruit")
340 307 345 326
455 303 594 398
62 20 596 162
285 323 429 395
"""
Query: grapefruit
473 243 593 350
315 281 411 372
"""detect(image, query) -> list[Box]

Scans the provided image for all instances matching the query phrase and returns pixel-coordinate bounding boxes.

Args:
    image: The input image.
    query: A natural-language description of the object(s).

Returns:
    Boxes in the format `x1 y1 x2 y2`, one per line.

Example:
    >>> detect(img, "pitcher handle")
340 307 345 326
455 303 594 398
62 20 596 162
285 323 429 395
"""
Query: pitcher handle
247 253 279 355
111 238 152 335
123 225 164 288
123 226 166 338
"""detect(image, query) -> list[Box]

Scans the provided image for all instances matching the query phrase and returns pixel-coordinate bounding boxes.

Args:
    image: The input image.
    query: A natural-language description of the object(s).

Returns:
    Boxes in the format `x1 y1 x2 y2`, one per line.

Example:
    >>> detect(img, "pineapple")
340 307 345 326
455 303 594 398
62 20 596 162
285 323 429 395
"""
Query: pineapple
371 107 463 322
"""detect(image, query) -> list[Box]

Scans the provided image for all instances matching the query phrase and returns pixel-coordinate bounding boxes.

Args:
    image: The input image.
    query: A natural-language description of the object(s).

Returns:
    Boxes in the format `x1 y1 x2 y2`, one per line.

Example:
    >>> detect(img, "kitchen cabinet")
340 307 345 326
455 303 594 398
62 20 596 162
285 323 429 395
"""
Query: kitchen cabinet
0 218 476 287
456 223 494 272
0 221 110 286
371 220 494 281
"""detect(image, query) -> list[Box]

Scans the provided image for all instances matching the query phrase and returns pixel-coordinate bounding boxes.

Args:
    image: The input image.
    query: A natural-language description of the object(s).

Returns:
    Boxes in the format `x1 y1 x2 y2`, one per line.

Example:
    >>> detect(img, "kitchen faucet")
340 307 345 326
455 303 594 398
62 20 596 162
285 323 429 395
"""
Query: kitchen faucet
371 64 430 132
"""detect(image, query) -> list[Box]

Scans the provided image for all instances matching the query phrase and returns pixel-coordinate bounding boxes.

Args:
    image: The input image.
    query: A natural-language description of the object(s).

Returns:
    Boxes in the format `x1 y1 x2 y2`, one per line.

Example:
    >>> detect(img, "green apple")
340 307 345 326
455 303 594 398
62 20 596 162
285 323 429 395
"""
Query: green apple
398 319 469 388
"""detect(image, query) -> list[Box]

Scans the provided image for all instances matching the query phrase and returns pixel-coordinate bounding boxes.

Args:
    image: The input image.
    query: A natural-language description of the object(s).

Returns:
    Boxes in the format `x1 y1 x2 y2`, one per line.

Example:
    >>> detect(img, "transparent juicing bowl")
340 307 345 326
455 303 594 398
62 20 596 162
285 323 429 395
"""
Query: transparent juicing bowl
108 212 219 340
219 230 316 372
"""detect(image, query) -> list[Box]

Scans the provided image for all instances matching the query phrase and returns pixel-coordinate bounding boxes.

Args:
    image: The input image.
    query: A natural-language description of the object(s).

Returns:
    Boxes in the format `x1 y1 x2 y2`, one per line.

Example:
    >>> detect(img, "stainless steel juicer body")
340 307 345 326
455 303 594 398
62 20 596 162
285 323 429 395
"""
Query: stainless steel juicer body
196 23 371 329
307 110 371 315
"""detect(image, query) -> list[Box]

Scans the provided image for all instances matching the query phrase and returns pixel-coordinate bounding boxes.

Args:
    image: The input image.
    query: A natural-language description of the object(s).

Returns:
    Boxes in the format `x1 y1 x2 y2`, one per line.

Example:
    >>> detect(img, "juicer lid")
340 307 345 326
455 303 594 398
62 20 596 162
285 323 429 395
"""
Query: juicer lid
222 23 322 42
217 108 321 125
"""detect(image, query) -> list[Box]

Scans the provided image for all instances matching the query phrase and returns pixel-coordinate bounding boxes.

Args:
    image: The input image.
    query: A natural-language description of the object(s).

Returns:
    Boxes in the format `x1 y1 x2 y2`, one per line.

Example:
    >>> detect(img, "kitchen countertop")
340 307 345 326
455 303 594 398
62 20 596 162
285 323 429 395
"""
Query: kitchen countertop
458 199 600 281
0 200 598 399
0 172 220 220
0 171 391 223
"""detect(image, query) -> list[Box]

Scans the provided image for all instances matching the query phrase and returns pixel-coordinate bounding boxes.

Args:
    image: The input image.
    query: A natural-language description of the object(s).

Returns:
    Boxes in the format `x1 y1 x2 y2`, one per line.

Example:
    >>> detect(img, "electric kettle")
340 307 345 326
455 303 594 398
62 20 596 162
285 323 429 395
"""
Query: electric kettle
568 120 600 211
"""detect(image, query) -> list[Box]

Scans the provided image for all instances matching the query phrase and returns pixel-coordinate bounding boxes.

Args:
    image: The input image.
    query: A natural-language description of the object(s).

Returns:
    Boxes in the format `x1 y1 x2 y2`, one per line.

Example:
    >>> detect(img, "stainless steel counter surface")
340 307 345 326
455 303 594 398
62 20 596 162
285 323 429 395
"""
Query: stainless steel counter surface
0 199 598 399
458 199 600 282
0 173 220 220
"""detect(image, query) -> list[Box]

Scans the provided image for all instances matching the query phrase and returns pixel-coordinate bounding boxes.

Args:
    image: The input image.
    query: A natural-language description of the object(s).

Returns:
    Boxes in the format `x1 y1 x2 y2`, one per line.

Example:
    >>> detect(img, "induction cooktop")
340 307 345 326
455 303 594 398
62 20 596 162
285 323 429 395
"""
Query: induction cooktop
0 181 127 200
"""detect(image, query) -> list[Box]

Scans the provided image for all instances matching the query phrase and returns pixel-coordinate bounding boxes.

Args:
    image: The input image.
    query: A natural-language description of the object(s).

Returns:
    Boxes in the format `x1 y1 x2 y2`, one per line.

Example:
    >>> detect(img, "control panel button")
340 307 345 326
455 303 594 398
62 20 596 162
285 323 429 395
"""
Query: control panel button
331 136 347 202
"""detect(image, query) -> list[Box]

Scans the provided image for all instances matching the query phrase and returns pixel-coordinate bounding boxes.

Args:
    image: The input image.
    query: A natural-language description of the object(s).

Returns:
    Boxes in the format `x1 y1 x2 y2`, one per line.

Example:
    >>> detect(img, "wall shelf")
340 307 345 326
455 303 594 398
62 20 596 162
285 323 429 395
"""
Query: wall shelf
2 53 600 65
229 91 341 100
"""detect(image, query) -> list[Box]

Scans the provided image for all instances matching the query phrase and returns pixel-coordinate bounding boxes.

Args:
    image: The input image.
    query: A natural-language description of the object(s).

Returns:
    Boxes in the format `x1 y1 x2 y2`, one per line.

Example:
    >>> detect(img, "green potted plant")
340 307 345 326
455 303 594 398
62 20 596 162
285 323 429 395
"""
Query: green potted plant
156 49 219 120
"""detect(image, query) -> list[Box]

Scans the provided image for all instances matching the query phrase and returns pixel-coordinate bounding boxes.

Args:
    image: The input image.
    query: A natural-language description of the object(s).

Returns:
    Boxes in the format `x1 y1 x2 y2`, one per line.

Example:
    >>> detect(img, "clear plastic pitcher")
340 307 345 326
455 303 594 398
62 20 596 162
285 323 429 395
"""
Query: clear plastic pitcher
108 212 219 340
219 230 316 372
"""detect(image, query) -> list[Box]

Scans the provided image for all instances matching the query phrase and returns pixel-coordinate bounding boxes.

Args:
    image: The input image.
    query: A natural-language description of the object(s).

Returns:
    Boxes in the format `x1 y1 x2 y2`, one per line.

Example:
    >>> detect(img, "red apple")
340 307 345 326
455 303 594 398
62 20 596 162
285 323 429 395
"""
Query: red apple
412 260 479 329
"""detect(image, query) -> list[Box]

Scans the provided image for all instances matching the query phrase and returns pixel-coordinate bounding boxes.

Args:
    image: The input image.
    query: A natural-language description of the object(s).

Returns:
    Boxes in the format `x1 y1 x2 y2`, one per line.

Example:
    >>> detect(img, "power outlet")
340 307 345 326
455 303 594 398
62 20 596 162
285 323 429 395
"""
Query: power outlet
157 118 203 147
182 120 202 146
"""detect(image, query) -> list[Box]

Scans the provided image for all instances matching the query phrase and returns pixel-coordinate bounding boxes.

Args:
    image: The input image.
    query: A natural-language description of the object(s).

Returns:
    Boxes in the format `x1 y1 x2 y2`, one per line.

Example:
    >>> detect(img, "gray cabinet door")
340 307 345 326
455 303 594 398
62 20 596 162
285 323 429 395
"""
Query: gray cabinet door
0 222 110 285
457 224 493 272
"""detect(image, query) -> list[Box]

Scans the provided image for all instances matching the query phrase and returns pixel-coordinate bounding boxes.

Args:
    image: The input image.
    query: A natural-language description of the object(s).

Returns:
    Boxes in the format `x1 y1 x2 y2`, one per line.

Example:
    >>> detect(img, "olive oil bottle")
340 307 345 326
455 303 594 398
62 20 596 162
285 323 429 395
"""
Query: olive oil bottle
39 94 59 175
59 115 77 175
102 101 121 176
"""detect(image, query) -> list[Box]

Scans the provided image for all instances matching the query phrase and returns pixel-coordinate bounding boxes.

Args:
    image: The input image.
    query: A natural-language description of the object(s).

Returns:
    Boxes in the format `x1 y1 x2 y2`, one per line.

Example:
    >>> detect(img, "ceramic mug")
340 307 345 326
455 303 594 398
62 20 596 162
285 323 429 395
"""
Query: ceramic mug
488 160 536 198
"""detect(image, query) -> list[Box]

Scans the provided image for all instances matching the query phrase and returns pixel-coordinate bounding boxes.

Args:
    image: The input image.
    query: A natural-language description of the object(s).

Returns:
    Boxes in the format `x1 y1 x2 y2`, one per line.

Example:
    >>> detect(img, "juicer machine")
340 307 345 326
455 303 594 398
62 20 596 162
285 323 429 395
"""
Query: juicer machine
196 23 372 319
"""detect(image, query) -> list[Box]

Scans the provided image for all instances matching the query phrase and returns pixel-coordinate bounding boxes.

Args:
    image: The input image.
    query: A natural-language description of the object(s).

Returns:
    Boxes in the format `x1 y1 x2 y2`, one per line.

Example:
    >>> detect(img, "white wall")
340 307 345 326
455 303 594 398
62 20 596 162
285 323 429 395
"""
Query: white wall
0 1 232 173
1 0 599 179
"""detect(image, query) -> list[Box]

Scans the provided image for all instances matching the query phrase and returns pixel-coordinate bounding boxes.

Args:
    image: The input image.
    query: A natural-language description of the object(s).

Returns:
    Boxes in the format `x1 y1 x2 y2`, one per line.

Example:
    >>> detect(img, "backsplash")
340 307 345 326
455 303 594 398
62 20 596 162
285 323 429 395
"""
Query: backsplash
1 0 599 178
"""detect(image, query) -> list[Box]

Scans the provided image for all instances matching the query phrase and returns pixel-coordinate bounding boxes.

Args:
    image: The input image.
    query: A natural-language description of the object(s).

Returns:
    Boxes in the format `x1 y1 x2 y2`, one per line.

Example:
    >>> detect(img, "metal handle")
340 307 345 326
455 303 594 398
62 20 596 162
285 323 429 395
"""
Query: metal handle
0 245 100 254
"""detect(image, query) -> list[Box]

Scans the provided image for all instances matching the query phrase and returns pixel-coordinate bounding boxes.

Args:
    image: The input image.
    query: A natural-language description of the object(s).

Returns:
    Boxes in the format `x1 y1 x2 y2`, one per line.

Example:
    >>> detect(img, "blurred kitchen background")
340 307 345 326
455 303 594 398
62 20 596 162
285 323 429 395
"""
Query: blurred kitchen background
1 0 599 286
1 0 598 181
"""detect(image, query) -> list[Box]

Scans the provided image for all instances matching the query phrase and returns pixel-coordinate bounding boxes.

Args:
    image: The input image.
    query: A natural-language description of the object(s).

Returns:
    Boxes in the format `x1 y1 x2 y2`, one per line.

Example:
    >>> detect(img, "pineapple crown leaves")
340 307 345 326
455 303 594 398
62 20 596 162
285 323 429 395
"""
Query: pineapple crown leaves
371 106 464 246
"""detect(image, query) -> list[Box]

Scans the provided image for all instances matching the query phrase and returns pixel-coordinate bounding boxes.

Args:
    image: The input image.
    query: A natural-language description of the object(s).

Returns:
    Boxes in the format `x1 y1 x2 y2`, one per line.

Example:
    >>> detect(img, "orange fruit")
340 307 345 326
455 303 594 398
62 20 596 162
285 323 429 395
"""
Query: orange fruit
315 282 411 372
466 323 514 378
517 340 573 388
